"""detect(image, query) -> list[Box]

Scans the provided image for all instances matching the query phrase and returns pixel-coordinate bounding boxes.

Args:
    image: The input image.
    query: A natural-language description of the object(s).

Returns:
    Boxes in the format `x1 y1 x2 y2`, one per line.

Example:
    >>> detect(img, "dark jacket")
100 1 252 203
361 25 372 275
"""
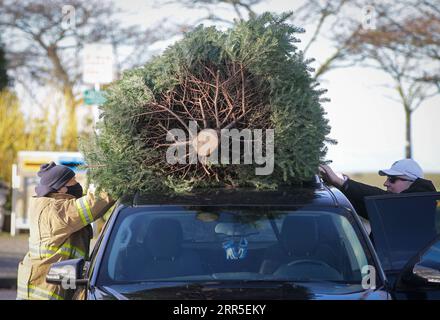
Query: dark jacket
340 178 437 220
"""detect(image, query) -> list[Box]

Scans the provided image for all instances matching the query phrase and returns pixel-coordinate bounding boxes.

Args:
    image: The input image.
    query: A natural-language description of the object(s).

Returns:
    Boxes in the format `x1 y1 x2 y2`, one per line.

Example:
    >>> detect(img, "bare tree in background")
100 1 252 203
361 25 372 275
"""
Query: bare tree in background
291 0 368 80
342 0 440 158
356 0 440 91
165 0 259 25
169 0 370 80
0 0 171 150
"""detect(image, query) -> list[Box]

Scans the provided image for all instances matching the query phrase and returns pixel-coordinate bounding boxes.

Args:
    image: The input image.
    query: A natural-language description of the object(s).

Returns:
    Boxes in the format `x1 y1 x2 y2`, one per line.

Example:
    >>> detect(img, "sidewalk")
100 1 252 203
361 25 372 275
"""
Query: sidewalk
0 232 99 290
0 232 28 289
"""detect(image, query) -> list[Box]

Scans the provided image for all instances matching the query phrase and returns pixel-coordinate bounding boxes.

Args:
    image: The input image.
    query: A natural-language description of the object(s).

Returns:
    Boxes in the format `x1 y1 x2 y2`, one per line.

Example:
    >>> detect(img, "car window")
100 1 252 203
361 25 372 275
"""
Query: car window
97 206 376 290
365 193 440 272
337 217 369 272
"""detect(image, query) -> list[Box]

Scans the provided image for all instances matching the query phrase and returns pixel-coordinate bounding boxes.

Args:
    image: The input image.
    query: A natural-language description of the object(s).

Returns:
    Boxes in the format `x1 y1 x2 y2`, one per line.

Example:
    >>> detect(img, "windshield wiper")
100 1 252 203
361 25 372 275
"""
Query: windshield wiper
101 286 129 300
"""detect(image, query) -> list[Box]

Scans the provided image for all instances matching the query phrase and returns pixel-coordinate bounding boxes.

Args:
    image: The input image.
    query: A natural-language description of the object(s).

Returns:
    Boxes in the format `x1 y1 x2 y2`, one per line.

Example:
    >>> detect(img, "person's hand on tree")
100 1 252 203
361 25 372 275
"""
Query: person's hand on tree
86 184 115 201
319 164 346 188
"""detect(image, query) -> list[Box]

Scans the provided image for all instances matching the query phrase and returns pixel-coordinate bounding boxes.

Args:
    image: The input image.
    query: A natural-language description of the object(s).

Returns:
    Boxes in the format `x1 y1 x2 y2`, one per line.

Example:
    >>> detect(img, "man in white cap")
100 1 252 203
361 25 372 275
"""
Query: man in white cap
319 159 436 220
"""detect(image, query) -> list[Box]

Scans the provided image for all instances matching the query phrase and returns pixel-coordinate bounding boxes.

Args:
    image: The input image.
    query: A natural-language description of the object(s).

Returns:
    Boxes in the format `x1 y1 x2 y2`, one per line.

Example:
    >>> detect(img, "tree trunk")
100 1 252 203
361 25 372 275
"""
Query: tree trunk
405 109 412 158
62 87 78 151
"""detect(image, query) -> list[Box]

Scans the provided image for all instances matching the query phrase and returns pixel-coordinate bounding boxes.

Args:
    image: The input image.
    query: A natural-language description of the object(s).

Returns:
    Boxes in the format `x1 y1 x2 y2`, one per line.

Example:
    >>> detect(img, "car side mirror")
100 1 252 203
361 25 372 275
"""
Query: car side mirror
46 258 88 287
397 236 440 290
412 263 440 285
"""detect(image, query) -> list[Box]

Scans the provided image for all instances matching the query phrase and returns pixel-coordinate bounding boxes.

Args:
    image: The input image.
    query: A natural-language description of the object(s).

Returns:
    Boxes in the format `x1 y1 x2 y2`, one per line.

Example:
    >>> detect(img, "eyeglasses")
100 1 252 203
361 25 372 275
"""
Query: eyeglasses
387 176 414 184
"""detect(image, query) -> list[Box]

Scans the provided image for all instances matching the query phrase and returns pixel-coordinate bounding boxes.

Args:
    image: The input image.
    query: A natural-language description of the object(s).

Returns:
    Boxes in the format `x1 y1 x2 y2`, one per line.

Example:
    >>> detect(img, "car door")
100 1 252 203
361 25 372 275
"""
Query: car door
364 192 440 300
394 235 440 300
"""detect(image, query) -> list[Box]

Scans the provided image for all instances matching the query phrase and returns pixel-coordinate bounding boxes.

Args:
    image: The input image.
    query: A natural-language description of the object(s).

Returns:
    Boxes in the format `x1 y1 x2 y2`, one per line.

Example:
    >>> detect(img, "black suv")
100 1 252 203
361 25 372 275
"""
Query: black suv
47 178 440 300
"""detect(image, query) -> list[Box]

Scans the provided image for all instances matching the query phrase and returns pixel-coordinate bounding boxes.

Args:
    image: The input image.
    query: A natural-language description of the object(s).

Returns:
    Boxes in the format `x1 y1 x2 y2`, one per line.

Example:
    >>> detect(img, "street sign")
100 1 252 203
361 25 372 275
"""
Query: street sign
82 43 114 84
83 89 106 105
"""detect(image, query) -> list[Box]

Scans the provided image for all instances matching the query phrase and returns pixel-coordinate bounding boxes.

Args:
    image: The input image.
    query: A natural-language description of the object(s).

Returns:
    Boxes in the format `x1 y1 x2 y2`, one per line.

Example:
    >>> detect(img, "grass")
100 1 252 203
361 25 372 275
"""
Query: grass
0 231 28 239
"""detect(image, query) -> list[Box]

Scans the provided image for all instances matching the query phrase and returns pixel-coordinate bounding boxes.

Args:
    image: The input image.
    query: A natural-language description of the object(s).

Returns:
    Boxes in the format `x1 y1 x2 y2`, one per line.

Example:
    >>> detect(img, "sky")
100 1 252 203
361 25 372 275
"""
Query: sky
15 0 440 173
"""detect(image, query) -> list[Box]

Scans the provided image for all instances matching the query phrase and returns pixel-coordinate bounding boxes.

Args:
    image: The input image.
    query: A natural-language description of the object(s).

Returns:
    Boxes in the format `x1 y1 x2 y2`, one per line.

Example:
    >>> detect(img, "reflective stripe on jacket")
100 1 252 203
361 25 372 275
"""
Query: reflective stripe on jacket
17 191 115 300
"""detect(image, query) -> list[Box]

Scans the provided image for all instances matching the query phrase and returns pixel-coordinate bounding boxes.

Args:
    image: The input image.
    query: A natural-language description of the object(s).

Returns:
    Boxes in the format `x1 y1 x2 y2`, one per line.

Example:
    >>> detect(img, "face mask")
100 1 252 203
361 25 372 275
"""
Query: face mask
66 183 83 199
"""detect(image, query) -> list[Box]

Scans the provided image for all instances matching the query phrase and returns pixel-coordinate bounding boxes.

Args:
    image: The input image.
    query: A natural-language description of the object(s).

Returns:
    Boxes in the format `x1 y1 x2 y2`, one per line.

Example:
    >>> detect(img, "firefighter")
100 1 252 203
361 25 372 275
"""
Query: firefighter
17 162 115 300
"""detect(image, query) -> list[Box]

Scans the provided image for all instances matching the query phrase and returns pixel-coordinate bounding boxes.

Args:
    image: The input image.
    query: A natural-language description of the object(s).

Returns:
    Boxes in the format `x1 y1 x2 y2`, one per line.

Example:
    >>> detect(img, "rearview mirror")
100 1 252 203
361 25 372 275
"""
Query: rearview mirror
215 222 258 236
46 258 88 287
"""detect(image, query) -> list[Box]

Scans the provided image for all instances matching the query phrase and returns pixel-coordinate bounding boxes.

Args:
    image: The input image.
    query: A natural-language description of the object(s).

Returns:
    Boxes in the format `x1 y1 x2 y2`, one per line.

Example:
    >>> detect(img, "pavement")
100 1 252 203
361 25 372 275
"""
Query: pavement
0 232 28 292
0 289 16 300
0 231 98 300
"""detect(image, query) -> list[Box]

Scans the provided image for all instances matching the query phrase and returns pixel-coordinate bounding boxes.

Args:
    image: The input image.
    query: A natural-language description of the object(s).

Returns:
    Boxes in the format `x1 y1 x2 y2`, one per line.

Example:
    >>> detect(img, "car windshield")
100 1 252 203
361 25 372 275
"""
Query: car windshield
97 206 375 286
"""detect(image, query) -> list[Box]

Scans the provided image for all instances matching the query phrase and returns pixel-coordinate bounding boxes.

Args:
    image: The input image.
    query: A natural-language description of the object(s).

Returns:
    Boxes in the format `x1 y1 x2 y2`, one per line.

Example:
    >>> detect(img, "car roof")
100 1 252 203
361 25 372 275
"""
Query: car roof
118 176 344 208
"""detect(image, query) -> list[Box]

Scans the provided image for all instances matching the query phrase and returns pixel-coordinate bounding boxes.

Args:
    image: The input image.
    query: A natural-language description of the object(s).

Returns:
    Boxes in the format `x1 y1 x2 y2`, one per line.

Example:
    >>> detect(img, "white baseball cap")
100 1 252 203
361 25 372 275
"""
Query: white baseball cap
378 159 424 181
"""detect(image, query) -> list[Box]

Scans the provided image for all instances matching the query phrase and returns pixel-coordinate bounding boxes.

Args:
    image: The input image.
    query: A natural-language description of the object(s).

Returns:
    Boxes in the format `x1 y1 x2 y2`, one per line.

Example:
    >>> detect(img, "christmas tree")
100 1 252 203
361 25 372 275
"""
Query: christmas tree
81 12 334 197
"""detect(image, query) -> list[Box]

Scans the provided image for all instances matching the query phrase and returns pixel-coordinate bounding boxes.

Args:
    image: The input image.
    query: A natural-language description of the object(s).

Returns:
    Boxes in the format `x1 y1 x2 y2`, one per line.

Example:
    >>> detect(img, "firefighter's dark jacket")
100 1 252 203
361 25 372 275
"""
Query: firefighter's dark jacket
340 178 437 219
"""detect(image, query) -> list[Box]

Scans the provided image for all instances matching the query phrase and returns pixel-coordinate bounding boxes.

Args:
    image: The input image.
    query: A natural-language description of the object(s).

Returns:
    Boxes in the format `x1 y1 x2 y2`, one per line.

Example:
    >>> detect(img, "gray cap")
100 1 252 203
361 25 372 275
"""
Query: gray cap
378 159 424 181
35 162 75 197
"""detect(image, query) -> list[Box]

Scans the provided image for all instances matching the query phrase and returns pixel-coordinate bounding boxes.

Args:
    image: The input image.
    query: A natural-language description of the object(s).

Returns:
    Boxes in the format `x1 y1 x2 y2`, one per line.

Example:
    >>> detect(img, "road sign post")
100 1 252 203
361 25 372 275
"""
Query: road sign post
82 44 114 126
